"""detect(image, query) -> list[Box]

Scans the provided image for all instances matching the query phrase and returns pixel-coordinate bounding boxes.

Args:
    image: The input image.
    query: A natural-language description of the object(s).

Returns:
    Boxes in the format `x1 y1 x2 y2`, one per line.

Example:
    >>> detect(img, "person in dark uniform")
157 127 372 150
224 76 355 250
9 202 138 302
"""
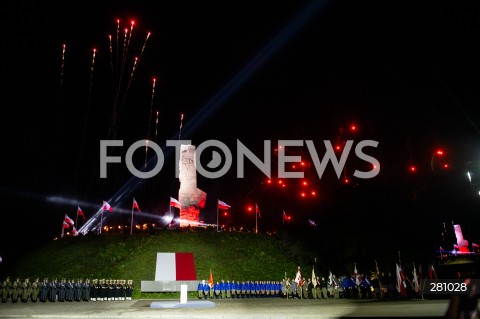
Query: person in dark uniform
90 279 97 301
108 279 115 301
31 278 39 302
21 277 31 303
125 280 133 300
48 278 57 302
83 278 91 302
74 279 82 301
320 277 328 299
307 278 313 299
2 276 12 303
57 278 66 302
230 281 236 299
12 277 21 303
119 279 126 301
286 278 292 299
65 279 74 302
39 278 48 302
101 279 108 301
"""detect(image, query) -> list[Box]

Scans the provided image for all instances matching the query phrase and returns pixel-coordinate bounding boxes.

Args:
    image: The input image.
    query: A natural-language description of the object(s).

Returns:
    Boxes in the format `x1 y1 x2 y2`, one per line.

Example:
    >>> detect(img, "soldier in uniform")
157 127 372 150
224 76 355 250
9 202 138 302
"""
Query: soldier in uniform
220 279 226 299
225 280 231 298
331 274 341 299
50 278 59 302
90 279 97 301
20 277 31 303
39 278 48 302
285 278 292 299
202 280 209 299
209 281 215 299
126 280 133 300
12 277 21 303
83 278 91 301
197 280 204 299
291 279 297 299
57 278 66 302
65 279 74 302
1 276 12 302
214 281 220 299
119 279 126 301
235 281 241 299
302 278 308 299
320 277 328 299
230 281 236 299
297 279 303 299
108 279 115 301
31 278 40 302
101 279 108 301
74 279 82 301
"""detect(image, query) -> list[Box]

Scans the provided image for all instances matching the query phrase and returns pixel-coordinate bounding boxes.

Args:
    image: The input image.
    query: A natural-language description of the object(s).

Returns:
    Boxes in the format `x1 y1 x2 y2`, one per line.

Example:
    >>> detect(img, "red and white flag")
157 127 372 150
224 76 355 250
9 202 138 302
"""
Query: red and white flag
255 203 261 218
64 214 74 226
72 226 79 236
77 206 85 220
218 200 231 210
170 197 182 209
396 263 408 297
412 263 420 293
63 221 70 229
133 198 141 212
102 201 113 212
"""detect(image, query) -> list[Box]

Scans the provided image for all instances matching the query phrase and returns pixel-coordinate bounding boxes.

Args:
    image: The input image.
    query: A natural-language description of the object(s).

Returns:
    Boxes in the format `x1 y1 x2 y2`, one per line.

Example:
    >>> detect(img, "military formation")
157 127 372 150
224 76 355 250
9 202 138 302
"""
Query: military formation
1 277 133 303
197 280 284 299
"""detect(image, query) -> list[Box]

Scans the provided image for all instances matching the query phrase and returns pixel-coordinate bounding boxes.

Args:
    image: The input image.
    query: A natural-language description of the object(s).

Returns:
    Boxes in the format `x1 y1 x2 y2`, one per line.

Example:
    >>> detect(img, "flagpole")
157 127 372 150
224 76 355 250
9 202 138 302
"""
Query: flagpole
216 200 219 232
100 211 103 234
130 199 134 235
61 220 64 238
255 206 258 234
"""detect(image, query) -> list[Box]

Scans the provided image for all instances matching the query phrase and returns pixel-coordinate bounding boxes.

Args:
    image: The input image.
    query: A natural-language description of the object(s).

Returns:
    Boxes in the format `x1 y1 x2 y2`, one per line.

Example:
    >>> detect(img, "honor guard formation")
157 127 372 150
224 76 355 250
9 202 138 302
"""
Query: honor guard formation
1 277 133 303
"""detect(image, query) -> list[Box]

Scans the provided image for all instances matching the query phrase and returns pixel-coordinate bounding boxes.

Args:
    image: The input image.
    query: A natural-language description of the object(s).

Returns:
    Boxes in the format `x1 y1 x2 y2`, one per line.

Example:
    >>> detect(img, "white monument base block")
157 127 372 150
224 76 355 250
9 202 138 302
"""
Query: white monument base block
149 300 216 309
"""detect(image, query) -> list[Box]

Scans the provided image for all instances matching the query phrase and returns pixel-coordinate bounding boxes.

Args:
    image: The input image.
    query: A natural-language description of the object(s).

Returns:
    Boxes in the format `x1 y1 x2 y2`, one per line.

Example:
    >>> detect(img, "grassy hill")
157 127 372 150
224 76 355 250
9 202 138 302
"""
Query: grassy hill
1 228 313 298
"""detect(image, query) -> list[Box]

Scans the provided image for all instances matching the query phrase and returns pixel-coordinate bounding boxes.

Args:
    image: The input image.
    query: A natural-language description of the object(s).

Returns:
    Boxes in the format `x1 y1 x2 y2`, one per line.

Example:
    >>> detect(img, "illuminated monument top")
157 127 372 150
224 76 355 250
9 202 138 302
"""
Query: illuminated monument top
178 145 207 227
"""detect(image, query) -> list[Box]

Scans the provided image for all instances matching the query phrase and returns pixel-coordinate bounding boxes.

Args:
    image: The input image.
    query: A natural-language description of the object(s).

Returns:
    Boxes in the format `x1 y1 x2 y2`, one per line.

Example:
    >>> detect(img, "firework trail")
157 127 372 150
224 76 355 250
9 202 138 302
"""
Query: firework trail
124 20 135 61
124 57 138 95
144 78 156 168
60 44 66 88
138 32 151 61
179 113 184 139
117 27 128 93
115 19 120 93
88 48 96 102
155 111 159 140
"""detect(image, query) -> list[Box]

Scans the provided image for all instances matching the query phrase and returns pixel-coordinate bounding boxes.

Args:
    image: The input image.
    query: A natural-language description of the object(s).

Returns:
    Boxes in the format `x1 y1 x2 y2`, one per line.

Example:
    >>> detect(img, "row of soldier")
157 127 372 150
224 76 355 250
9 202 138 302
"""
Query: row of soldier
197 280 284 299
1 277 133 303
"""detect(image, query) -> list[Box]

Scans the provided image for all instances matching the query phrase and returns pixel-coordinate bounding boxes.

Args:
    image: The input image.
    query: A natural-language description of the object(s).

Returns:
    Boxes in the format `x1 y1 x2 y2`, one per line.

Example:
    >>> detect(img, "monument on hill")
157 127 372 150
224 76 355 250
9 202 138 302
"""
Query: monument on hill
178 144 207 227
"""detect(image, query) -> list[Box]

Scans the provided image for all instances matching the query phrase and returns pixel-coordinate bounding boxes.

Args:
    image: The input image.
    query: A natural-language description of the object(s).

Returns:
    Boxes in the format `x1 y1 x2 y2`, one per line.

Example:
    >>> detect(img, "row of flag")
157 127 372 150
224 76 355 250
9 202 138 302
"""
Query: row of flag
305 261 437 297
61 197 295 237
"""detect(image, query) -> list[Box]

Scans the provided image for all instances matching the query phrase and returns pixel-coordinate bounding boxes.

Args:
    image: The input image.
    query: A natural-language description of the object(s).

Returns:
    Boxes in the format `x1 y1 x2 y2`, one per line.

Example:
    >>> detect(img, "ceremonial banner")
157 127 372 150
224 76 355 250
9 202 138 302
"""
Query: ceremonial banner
154 252 197 281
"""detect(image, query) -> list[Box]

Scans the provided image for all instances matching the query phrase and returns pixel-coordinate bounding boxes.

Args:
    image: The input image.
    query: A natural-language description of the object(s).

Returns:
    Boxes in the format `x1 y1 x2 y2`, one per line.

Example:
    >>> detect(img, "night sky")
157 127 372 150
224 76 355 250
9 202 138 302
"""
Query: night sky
2 0 480 269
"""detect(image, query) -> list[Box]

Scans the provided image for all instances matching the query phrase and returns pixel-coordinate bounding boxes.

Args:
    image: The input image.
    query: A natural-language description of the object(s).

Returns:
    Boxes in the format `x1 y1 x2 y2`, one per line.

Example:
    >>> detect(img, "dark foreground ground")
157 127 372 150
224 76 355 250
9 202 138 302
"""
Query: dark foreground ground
0 297 452 318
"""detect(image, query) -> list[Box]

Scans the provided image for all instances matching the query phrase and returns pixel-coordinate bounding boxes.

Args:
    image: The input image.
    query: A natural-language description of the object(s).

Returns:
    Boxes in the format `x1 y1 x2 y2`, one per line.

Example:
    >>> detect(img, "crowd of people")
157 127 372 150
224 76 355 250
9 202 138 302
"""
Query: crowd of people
0 277 133 303
197 266 422 301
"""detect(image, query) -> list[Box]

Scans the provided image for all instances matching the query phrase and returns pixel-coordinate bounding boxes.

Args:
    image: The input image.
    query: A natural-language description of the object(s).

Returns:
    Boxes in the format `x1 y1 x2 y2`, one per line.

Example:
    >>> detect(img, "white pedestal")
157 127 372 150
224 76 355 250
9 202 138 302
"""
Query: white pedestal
180 284 188 304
